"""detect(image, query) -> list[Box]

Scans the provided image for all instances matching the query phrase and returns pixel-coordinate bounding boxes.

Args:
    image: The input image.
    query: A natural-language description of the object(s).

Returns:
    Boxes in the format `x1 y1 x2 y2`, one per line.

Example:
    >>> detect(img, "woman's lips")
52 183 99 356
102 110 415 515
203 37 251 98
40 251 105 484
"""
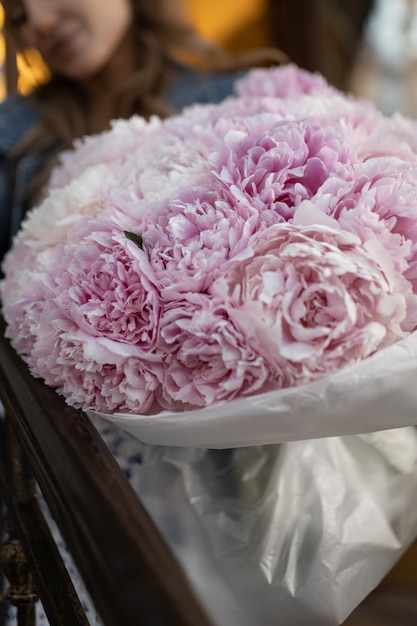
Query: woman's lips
46 29 80 62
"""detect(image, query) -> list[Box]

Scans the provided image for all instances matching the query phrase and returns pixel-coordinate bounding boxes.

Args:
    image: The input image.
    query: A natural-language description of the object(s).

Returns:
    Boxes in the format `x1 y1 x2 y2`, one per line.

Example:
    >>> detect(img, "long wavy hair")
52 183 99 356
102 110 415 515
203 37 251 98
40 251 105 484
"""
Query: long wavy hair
4 0 286 203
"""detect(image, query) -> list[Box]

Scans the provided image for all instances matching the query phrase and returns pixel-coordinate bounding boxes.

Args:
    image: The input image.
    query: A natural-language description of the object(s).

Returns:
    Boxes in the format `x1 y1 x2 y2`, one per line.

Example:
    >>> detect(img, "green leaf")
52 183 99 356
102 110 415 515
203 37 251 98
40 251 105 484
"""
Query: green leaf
124 230 143 249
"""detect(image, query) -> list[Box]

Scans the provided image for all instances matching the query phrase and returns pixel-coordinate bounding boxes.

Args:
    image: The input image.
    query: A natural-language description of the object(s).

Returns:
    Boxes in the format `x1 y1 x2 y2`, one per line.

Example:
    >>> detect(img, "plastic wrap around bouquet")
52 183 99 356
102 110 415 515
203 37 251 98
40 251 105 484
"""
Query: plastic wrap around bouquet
3 63 417 447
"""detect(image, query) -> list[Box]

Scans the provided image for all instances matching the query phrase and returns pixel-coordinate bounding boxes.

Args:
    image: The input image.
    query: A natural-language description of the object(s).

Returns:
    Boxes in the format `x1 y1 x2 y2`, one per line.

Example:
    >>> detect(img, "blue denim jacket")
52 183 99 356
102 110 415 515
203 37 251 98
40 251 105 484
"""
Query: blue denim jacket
0 64 242 262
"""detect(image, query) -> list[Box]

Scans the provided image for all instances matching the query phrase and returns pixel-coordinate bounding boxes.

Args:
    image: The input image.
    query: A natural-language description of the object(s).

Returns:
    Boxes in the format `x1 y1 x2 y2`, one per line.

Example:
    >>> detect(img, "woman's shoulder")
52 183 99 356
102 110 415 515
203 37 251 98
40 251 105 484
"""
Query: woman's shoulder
0 93 41 154
166 62 245 112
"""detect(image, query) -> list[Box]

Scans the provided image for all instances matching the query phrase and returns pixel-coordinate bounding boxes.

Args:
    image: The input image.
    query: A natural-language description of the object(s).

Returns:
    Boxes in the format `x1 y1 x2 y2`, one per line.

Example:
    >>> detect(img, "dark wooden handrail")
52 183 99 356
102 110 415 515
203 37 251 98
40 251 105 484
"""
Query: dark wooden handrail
0 314 215 626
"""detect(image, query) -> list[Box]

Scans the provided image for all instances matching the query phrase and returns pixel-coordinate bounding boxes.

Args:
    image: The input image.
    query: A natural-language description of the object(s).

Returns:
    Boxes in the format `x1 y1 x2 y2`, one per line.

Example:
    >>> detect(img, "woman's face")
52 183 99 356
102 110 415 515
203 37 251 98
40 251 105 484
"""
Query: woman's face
4 0 135 81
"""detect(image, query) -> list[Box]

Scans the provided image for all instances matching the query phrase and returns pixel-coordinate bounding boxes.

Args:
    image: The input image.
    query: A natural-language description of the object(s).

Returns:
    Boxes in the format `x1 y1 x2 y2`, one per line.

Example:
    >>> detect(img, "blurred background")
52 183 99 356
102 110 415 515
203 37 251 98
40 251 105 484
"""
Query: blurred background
0 0 369 96
0 1 396 100
1 0 417 623
5 0 417 117
4 0 417 119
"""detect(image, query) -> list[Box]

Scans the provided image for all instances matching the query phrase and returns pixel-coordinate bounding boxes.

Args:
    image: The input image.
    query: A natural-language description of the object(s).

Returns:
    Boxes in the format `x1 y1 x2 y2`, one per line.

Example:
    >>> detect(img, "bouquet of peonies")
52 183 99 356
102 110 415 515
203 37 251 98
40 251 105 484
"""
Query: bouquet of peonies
4 65 417 626
3 64 417 445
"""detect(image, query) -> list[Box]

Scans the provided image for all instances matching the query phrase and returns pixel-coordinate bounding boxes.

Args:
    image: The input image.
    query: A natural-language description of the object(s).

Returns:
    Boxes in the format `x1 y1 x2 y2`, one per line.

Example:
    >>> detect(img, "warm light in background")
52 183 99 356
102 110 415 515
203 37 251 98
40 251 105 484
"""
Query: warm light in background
16 49 50 93
0 4 50 98
187 0 267 44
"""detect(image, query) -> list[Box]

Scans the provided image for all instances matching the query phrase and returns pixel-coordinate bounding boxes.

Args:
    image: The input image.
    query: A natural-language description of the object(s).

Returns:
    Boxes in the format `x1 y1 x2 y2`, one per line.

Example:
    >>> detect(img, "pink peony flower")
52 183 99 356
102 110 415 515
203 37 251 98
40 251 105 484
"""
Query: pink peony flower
105 128 217 229
210 223 414 383
2 215 165 413
209 116 357 226
40 322 162 413
235 63 336 98
298 158 417 293
157 294 283 409
50 116 163 189
142 185 257 298
50 217 162 350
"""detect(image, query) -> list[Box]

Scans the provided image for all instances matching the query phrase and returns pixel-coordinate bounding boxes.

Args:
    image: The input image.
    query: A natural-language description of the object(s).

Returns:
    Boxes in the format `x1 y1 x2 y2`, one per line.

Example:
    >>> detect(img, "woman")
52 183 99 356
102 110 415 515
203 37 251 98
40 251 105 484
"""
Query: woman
0 0 285 262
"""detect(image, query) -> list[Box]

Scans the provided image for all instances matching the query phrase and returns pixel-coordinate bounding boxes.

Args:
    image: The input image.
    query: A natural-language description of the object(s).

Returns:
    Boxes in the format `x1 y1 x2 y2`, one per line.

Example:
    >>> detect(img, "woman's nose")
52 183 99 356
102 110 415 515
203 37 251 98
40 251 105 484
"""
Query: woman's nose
25 0 58 35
